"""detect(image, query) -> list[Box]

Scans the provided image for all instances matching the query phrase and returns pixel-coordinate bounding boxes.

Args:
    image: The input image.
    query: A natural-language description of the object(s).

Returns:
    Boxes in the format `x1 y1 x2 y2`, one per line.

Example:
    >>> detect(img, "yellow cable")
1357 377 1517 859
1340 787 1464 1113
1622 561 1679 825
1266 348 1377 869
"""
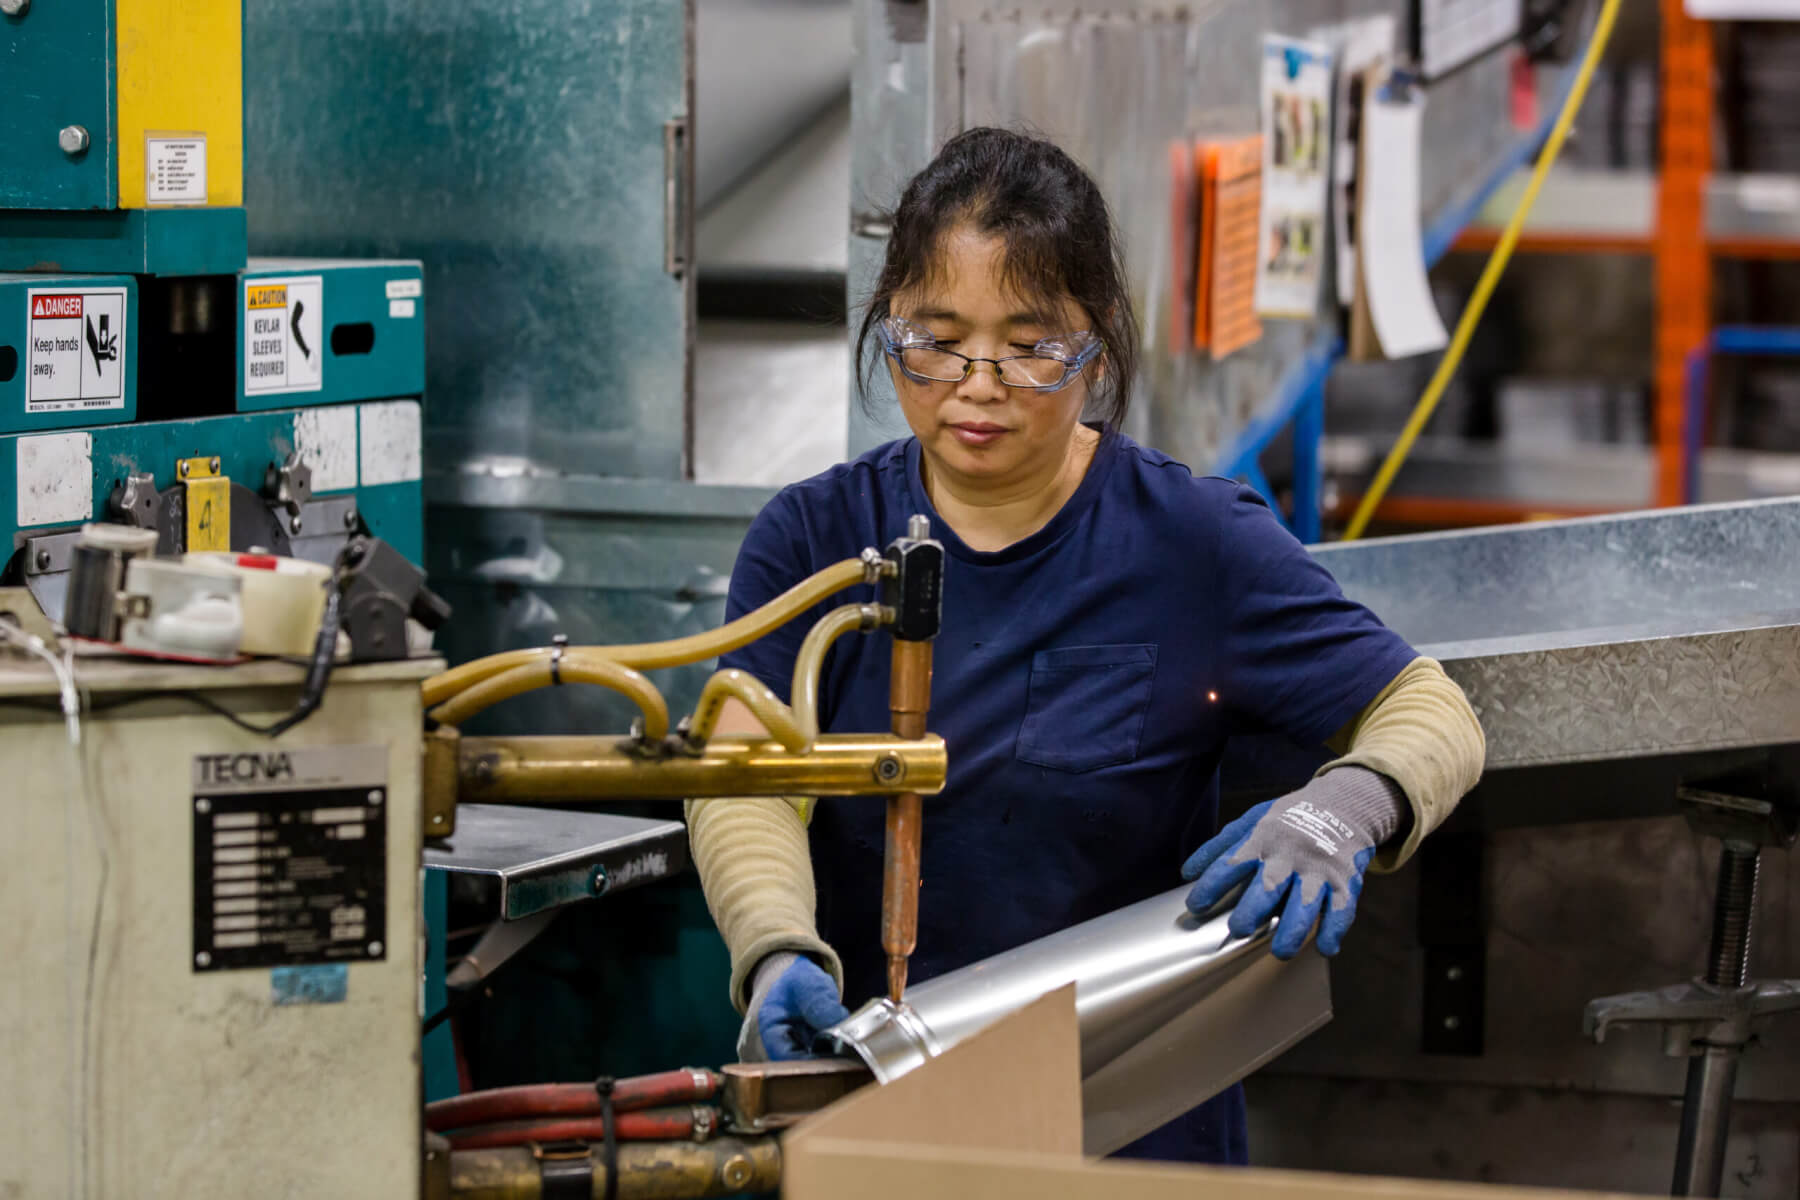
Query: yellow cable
1343 0 1623 541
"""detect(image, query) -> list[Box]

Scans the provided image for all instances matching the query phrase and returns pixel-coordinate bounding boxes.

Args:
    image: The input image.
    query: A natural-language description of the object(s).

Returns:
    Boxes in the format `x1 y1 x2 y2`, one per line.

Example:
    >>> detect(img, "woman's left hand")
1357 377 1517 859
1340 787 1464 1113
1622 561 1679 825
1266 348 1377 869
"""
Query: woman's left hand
1180 767 1406 959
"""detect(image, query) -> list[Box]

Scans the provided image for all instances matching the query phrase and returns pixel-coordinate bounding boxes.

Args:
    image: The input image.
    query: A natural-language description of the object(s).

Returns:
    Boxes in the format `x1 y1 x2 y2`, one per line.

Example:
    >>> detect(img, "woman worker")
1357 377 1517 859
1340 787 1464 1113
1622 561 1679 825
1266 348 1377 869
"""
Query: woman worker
686 128 1485 1164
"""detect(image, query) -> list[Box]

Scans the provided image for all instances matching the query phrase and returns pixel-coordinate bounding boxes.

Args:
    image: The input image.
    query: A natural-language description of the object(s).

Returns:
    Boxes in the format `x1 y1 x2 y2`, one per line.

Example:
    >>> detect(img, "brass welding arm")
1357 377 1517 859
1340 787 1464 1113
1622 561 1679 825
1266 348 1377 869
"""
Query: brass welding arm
428 655 669 741
422 557 872 707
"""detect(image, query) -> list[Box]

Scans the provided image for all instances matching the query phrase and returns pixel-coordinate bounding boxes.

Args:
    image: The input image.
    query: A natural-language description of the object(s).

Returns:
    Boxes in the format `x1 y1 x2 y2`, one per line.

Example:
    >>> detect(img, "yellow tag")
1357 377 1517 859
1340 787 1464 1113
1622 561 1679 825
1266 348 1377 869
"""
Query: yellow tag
181 456 230 552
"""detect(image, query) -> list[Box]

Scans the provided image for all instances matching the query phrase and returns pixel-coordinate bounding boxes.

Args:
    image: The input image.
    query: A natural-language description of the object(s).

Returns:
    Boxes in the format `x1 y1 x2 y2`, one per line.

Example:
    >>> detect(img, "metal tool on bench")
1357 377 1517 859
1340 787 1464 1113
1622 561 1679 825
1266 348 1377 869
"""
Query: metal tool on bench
1585 778 1800 1198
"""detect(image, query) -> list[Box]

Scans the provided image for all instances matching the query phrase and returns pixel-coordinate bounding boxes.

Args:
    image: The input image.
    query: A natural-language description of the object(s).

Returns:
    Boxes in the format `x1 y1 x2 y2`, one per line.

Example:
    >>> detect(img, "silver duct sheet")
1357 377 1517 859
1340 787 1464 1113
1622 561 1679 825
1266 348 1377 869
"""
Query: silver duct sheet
824 885 1331 1155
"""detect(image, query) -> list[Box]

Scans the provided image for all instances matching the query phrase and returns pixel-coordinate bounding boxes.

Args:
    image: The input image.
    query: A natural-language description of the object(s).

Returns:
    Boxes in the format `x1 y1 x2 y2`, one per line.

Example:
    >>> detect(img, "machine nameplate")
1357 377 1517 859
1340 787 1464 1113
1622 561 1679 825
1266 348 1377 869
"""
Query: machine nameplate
25 289 127 414
191 744 388 972
146 136 209 206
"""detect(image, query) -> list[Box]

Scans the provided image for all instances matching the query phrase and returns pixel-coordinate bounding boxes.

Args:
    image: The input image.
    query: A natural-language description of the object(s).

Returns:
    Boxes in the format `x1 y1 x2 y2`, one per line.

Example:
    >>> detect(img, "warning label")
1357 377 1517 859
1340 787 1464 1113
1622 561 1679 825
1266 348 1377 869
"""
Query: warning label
244 275 324 395
26 288 128 413
147 135 207 206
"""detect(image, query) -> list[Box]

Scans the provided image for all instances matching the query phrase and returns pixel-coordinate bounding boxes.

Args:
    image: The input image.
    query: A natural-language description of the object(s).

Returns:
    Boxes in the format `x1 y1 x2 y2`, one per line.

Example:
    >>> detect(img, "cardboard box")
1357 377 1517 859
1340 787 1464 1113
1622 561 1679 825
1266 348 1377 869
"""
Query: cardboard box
784 986 1652 1200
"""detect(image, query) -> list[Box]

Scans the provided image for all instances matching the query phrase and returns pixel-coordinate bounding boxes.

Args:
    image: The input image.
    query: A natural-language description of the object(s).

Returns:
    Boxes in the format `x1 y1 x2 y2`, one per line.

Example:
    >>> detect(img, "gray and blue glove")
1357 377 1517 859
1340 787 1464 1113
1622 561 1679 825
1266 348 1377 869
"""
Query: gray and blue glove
1181 766 1406 959
738 952 849 1063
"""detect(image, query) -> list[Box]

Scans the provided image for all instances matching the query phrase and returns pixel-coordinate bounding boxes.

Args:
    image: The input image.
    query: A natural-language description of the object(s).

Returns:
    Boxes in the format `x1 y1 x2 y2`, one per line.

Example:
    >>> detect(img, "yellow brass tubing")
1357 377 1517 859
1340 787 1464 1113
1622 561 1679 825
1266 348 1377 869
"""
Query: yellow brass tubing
792 603 886 746
422 557 870 707
430 657 670 741
448 1136 781 1199
684 668 807 752
459 734 946 801
682 603 886 753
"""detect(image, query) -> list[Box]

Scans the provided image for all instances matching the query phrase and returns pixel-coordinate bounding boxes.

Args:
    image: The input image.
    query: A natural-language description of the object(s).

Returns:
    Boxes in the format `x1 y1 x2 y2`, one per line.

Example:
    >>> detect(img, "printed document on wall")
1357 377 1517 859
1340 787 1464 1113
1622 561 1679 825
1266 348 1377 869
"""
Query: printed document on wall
1359 86 1448 359
1306 14 1397 308
1254 36 1334 319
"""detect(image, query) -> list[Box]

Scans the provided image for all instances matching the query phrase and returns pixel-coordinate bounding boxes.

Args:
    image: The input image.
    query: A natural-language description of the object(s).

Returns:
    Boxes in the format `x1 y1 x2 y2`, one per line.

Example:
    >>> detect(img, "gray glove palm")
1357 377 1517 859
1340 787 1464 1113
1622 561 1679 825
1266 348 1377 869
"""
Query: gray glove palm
1181 766 1405 958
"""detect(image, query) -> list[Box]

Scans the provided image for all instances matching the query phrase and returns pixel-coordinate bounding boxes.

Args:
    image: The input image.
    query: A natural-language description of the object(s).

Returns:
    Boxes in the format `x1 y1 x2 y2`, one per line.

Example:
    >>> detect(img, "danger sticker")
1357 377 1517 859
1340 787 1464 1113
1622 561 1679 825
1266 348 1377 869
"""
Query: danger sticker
244 275 324 395
26 288 128 413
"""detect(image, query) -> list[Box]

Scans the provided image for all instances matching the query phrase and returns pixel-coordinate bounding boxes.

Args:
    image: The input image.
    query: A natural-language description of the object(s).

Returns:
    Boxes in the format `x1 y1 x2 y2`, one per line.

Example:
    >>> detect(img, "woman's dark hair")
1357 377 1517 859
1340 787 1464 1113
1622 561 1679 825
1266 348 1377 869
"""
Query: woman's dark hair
856 127 1140 432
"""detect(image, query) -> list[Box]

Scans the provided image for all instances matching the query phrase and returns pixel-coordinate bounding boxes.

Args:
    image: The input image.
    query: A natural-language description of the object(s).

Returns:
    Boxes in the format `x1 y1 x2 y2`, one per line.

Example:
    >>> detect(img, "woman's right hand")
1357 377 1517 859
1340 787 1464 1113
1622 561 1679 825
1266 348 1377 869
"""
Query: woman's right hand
738 952 849 1062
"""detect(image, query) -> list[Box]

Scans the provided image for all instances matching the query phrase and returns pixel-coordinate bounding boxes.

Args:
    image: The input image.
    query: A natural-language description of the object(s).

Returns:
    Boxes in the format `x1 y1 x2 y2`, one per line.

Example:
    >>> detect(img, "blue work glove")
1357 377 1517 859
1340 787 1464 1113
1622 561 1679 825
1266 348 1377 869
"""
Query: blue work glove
739 952 849 1062
1181 767 1406 959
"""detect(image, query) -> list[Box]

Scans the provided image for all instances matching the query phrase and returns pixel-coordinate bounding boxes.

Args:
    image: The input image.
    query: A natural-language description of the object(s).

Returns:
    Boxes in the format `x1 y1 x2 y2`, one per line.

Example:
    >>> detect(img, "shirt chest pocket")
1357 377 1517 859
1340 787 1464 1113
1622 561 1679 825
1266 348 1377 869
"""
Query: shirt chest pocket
1015 644 1159 773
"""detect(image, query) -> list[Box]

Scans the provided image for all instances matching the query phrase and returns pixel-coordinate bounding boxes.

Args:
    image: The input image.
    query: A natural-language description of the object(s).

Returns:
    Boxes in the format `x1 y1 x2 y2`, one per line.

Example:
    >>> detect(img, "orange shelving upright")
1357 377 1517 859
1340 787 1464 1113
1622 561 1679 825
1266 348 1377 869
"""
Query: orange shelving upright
1654 0 1714 508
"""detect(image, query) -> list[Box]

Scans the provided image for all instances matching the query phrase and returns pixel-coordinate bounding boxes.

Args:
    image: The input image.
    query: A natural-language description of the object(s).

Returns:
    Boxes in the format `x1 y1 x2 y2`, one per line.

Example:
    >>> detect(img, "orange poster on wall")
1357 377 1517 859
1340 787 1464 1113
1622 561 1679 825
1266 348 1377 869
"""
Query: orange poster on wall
1193 134 1264 359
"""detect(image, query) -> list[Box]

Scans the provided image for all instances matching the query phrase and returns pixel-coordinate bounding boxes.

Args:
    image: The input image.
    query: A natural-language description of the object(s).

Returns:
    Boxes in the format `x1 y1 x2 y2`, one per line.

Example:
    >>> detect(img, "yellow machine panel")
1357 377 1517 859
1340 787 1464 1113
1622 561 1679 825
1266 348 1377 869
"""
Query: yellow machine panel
116 0 243 208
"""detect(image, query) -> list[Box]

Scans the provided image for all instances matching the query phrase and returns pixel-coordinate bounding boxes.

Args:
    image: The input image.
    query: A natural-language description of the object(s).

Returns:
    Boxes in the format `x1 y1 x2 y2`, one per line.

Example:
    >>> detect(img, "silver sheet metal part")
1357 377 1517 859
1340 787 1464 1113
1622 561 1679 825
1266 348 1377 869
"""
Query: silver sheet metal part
824 885 1332 1155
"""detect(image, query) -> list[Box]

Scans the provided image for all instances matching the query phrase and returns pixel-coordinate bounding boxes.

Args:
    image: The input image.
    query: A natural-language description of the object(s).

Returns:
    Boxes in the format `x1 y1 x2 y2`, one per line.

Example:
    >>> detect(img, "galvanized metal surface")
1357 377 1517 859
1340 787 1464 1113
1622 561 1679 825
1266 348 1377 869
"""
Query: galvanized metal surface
826 884 1332 1156
243 0 694 481
849 0 1517 465
424 803 689 921
1309 497 1800 771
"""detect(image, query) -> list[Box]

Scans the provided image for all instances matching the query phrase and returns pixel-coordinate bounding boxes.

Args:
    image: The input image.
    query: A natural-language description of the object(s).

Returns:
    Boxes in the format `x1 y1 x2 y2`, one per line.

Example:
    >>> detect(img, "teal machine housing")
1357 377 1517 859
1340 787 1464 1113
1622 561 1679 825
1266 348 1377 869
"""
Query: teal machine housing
0 0 249 277
0 273 139 433
2 401 425 584
237 259 425 412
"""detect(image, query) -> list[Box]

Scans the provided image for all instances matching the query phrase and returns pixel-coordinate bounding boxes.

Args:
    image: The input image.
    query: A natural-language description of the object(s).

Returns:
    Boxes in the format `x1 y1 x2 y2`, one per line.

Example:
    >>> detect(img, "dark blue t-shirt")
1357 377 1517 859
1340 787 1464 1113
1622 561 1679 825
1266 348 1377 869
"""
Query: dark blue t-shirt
719 431 1417 1164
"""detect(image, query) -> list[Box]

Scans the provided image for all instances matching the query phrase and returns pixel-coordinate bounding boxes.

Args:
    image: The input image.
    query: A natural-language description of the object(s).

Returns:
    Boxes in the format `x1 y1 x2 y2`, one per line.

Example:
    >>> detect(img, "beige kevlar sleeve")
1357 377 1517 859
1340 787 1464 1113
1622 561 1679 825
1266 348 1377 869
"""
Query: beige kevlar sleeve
1320 656 1487 873
685 795 842 1013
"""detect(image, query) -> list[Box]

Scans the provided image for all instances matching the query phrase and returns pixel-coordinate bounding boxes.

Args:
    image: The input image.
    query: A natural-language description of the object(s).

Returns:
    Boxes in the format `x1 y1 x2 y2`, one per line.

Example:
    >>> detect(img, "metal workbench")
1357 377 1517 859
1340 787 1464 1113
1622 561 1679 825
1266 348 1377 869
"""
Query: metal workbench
1293 497 1800 827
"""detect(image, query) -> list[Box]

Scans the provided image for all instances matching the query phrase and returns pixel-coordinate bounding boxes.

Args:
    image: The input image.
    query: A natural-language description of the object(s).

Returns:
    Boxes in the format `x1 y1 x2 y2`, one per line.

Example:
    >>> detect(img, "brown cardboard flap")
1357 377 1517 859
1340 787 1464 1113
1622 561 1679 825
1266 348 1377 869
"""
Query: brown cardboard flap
787 1141 1657 1200
784 985 1083 1158
782 984 1657 1200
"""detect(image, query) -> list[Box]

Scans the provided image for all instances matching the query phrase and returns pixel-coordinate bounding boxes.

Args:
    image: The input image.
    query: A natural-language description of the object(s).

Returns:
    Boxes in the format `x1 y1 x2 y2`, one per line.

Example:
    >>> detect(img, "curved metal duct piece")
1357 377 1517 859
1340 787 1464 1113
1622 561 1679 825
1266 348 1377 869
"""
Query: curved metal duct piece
824 884 1333 1155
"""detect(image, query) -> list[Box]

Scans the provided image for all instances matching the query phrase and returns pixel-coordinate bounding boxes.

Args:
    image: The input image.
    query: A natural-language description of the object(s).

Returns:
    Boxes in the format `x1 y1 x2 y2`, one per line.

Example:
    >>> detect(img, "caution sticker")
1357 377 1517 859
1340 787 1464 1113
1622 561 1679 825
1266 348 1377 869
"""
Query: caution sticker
244 275 324 396
26 288 128 413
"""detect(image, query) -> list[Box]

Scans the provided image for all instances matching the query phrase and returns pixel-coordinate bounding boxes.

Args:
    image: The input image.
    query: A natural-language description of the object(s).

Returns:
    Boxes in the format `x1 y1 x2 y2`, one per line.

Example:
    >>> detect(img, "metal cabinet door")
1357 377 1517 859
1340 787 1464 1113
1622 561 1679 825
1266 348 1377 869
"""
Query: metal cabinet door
243 0 694 481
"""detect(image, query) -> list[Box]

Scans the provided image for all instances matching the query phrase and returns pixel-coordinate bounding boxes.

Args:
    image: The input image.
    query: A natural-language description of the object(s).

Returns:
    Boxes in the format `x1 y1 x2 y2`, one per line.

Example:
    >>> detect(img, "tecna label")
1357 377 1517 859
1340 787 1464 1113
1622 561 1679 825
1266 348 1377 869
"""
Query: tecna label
27 289 127 413
244 276 324 395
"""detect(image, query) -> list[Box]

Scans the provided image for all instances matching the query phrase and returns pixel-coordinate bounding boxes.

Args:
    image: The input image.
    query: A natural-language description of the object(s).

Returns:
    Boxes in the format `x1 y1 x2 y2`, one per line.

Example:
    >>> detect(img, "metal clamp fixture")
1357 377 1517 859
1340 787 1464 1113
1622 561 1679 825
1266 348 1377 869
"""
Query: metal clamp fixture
264 452 314 534
1584 780 1800 1197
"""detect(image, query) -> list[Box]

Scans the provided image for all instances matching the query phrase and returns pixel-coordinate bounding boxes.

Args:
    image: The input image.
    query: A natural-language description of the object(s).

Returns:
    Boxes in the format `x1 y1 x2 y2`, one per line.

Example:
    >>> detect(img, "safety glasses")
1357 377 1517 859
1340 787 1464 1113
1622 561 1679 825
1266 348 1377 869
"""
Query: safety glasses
878 316 1102 392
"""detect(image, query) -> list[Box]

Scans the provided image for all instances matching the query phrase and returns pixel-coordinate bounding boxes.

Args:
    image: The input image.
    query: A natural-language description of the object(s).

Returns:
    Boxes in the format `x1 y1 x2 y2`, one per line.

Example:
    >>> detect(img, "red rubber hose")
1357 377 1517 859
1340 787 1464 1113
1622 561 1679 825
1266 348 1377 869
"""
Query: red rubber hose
444 1106 711 1152
426 1069 721 1132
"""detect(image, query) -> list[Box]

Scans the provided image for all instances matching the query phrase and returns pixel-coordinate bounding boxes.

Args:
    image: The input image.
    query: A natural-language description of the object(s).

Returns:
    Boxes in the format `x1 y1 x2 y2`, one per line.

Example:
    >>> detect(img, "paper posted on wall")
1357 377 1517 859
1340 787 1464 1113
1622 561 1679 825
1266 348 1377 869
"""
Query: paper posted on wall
1306 14 1398 308
1350 72 1450 361
1193 135 1265 359
1254 35 1334 320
